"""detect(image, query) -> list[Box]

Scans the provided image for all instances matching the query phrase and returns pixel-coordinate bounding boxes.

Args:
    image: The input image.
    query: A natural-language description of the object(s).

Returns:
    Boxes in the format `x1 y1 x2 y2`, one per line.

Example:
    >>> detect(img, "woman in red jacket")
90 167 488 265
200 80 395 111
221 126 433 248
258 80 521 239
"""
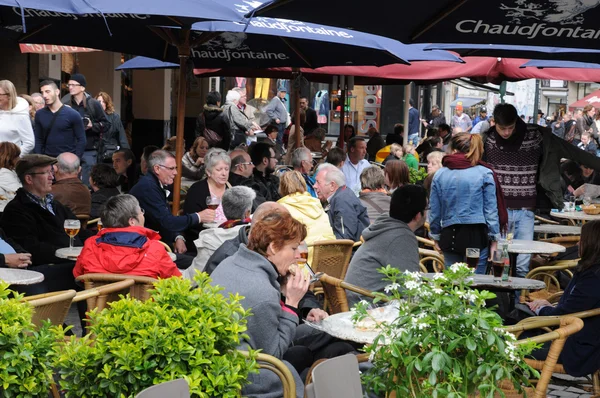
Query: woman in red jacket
73 194 181 279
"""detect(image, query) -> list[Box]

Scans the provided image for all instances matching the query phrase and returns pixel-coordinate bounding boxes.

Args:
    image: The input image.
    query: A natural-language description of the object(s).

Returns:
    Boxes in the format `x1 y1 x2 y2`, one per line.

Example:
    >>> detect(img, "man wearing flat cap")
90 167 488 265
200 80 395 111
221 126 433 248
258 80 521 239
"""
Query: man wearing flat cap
61 73 111 186
1 154 93 293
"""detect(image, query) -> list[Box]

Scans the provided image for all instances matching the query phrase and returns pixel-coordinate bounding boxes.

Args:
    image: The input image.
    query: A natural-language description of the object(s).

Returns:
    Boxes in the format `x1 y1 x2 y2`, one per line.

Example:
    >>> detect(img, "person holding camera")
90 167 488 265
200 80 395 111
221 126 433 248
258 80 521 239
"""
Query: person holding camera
61 73 110 185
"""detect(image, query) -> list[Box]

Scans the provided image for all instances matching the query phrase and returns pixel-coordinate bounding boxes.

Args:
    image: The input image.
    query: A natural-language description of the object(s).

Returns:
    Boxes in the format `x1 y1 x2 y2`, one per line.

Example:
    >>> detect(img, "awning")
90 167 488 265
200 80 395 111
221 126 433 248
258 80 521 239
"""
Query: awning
450 98 484 108
569 89 600 110
19 44 99 54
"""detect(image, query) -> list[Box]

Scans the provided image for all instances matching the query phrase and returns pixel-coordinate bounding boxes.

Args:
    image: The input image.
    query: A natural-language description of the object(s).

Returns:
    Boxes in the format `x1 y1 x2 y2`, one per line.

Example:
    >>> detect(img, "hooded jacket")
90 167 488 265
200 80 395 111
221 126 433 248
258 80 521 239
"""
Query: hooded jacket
0 96 35 155
73 225 181 279
344 214 420 307
277 192 335 264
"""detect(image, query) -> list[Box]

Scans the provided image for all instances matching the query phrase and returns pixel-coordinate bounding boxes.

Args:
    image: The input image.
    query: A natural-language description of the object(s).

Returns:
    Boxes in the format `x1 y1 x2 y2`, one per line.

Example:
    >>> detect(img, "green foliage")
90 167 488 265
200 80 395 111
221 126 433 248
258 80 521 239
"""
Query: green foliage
0 282 65 397
352 263 540 398
55 273 258 398
409 167 428 184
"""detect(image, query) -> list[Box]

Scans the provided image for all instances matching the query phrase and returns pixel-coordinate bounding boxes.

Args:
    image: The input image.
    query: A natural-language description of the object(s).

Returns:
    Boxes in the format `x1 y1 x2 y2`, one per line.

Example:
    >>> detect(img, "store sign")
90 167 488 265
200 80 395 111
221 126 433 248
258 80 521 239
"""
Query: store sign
359 85 381 134
19 43 99 54
455 1 600 40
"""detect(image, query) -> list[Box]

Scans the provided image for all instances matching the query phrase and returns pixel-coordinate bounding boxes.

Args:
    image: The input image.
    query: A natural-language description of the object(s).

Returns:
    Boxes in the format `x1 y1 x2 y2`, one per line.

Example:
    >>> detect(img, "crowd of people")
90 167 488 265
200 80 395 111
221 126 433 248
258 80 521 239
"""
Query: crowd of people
3 74 600 397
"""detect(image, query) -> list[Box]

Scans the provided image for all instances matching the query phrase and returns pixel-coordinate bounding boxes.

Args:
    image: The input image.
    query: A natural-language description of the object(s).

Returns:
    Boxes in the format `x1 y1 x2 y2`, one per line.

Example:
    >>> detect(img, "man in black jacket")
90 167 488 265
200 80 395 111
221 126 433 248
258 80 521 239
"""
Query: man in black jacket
250 142 281 202
1 155 93 294
195 91 231 151
61 73 111 185
228 149 266 210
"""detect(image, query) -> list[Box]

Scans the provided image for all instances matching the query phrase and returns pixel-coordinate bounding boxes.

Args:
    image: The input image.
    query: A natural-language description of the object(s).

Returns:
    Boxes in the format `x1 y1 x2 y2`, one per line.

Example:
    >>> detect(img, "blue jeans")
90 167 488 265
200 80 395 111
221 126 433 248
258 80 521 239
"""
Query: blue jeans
508 209 535 277
276 122 286 146
443 246 489 275
81 150 97 187
408 133 420 146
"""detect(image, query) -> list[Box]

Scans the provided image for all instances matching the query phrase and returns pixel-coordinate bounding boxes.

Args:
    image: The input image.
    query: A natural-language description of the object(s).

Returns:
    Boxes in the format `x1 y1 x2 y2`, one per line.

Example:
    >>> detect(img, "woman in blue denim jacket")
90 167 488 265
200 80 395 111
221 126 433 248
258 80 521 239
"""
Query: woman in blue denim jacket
429 133 507 273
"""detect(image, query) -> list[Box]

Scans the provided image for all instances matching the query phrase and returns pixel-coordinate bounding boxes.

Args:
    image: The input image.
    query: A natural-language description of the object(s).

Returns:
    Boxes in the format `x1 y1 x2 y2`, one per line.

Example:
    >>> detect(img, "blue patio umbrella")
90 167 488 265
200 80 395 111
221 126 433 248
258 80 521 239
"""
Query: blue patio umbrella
115 56 179 70
520 60 600 69
251 0 600 51
424 43 600 64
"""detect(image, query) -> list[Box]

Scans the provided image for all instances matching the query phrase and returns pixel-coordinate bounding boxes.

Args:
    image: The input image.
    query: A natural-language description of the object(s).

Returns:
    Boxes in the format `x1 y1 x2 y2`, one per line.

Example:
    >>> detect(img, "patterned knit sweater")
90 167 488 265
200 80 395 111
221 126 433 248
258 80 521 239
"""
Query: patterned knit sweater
485 126 543 209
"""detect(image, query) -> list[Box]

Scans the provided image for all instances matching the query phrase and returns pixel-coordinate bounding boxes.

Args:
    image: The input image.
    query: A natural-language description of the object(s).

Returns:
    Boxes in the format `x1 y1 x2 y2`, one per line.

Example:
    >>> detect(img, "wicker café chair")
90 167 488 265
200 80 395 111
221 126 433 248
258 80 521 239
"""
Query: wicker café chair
318 273 387 315
418 248 445 273
539 236 581 249
22 289 77 328
72 279 136 312
75 273 158 303
308 239 355 280
238 350 296 398
506 309 600 395
535 215 560 225
520 260 578 303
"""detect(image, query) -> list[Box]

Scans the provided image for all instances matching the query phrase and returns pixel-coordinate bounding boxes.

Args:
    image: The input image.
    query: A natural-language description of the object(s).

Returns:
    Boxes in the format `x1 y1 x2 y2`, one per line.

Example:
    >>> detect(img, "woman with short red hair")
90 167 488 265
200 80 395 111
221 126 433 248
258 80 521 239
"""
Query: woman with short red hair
210 210 309 398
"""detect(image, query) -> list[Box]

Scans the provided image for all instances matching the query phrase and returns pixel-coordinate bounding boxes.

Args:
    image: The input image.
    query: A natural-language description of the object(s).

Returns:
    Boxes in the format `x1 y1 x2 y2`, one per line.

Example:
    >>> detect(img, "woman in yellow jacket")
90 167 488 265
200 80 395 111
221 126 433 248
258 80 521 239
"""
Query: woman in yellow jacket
277 171 335 264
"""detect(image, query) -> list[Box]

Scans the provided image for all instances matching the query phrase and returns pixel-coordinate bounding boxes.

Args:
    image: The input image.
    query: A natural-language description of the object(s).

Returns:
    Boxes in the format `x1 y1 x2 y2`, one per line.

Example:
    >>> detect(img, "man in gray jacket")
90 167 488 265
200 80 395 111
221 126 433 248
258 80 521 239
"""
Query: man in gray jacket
263 87 288 145
345 184 427 307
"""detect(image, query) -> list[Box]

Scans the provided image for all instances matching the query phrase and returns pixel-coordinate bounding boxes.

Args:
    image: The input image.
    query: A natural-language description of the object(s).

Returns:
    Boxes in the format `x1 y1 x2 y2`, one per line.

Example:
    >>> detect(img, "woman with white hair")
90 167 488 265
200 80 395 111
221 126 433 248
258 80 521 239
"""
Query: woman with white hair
184 185 255 279
0 80 35 155
222 89 259 149
184 148 231 229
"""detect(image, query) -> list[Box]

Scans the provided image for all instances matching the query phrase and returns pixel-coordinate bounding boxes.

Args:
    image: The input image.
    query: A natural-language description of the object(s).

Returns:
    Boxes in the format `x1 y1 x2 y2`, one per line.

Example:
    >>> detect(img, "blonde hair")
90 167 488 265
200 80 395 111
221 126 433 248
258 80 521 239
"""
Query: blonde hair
403 143 414 154
390 143 404 157
279 170 307 197
450 133 483 166
0 80 18 110
427 151 444 164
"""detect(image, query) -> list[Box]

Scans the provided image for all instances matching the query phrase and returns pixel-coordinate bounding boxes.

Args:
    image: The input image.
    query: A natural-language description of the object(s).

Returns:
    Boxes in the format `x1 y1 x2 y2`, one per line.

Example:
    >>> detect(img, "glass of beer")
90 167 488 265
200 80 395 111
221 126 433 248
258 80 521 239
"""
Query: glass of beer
491 251 505 282
64 219 81 251
465 248 480 269
206 195 220 210
298 242 309 262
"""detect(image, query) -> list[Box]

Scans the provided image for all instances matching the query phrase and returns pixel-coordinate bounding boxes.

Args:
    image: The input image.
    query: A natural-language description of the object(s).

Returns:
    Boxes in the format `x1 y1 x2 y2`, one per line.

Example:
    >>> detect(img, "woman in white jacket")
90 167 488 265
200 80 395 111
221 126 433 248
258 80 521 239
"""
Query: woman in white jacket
0 80 35 155
0 142 22 212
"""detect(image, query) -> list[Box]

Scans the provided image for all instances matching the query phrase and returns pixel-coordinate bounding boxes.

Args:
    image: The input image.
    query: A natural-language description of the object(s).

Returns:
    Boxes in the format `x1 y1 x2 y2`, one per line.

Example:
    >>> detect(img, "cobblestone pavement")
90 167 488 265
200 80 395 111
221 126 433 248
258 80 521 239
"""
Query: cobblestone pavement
547 374 598 398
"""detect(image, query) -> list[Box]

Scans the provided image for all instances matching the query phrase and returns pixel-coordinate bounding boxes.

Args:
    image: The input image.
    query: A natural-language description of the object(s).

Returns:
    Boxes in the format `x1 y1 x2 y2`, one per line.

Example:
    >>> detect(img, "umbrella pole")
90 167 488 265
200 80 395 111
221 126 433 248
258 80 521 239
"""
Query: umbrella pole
172 30 190 216
338 88 346 151
403 83 411 147
293 68 302 151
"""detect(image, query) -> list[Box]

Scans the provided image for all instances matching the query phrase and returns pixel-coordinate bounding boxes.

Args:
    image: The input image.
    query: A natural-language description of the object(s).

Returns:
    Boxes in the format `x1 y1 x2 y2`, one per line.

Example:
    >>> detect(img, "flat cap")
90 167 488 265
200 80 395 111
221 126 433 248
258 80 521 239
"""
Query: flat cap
15 154 57 180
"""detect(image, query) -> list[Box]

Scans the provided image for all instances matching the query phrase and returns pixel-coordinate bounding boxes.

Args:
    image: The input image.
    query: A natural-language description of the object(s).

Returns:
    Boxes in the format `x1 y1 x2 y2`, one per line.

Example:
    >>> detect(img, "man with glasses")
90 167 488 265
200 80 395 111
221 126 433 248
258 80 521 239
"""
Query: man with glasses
34 80 86 159
291 147 317 198
228 149 266 210
129 150 201 268
1 154 93 294
61 73 111 185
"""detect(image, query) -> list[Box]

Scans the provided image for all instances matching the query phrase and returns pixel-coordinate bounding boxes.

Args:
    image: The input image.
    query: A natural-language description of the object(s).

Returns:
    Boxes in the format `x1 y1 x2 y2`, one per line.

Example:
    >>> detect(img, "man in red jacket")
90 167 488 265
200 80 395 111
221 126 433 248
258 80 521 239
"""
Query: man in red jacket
73 194 181 279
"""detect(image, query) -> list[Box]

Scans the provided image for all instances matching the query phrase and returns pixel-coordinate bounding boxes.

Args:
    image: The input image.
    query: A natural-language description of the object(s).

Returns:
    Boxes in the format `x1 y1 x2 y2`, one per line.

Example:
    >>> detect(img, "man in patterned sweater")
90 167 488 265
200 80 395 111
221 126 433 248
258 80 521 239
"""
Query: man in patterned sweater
483 104 600 277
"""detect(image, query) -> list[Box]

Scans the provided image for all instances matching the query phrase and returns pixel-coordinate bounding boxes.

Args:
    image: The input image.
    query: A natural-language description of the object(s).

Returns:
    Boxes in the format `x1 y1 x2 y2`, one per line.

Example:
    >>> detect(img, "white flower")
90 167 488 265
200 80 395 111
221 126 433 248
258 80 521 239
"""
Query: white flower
449 262 468 272
384 283 400 293
432 287 443 294
405 280 421 290
432 273 446 281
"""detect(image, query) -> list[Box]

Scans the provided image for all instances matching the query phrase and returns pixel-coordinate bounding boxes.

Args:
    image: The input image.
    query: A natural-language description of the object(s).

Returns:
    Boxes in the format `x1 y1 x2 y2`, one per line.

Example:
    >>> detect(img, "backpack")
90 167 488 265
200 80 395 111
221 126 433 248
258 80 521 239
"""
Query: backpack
201 113 222 147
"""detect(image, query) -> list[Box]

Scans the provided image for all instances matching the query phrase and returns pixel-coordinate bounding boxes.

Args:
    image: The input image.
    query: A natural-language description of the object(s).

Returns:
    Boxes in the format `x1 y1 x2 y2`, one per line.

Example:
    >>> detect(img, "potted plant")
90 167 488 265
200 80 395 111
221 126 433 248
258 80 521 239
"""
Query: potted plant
0 282 65 397
54 273 258 397
409 167 428 184
353 263 539 398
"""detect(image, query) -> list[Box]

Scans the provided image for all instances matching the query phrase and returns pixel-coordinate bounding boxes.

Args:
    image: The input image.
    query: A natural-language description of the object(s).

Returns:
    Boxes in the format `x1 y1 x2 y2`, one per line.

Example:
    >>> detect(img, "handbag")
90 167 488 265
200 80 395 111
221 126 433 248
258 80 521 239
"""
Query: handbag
201 113 222 147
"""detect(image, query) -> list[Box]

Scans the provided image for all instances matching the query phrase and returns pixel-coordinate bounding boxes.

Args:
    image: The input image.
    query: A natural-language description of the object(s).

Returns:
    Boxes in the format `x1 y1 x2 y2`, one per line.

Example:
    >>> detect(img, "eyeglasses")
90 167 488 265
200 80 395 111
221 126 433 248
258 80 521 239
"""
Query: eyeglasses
236 162 254 167
67 83 82 87
140 208 145 214
27 170 54 177
158 164 177 171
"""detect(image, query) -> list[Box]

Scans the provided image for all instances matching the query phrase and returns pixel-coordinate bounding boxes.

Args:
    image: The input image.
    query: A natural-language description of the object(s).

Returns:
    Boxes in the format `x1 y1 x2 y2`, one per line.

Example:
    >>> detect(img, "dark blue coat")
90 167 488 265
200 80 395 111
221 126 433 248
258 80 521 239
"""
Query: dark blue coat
327 186 369 242
539 265 600 377
129 173 199 246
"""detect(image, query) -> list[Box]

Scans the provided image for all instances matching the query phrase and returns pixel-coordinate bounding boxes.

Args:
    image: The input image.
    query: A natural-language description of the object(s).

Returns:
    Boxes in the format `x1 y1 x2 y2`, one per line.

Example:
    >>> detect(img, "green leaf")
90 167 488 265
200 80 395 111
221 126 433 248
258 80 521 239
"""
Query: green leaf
432 353 444 372
429 371 437 386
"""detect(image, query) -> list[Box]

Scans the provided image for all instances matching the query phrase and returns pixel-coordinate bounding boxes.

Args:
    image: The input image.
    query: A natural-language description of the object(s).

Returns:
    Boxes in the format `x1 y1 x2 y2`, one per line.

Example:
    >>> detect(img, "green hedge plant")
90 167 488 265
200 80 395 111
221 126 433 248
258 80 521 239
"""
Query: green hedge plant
55 273 258 397
0 282 65 398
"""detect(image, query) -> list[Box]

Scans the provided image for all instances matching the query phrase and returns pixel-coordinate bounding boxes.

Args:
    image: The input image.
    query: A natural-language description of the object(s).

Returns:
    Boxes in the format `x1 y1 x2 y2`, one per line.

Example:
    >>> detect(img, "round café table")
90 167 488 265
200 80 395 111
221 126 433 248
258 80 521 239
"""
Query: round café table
421 273 546 291
0 268 44 285
534 225 581 236
56 247 177 262
551 210 600 224
506 239 566 277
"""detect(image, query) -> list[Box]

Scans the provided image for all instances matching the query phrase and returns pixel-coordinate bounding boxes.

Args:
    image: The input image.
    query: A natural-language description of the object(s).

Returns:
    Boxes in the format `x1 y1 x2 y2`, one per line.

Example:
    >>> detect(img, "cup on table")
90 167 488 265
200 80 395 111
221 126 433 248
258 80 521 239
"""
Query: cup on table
64 219 81 252
490 251 505 283
465 248 480 269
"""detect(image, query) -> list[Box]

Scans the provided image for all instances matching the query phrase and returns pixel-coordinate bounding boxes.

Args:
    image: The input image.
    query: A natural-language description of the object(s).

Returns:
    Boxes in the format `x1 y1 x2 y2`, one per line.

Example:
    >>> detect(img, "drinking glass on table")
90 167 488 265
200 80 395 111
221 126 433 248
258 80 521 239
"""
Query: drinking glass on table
206 195 220 210
465 248 480 269
491 251 505 283
506 220 515 243
298 242 309 262
64 219 81 252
